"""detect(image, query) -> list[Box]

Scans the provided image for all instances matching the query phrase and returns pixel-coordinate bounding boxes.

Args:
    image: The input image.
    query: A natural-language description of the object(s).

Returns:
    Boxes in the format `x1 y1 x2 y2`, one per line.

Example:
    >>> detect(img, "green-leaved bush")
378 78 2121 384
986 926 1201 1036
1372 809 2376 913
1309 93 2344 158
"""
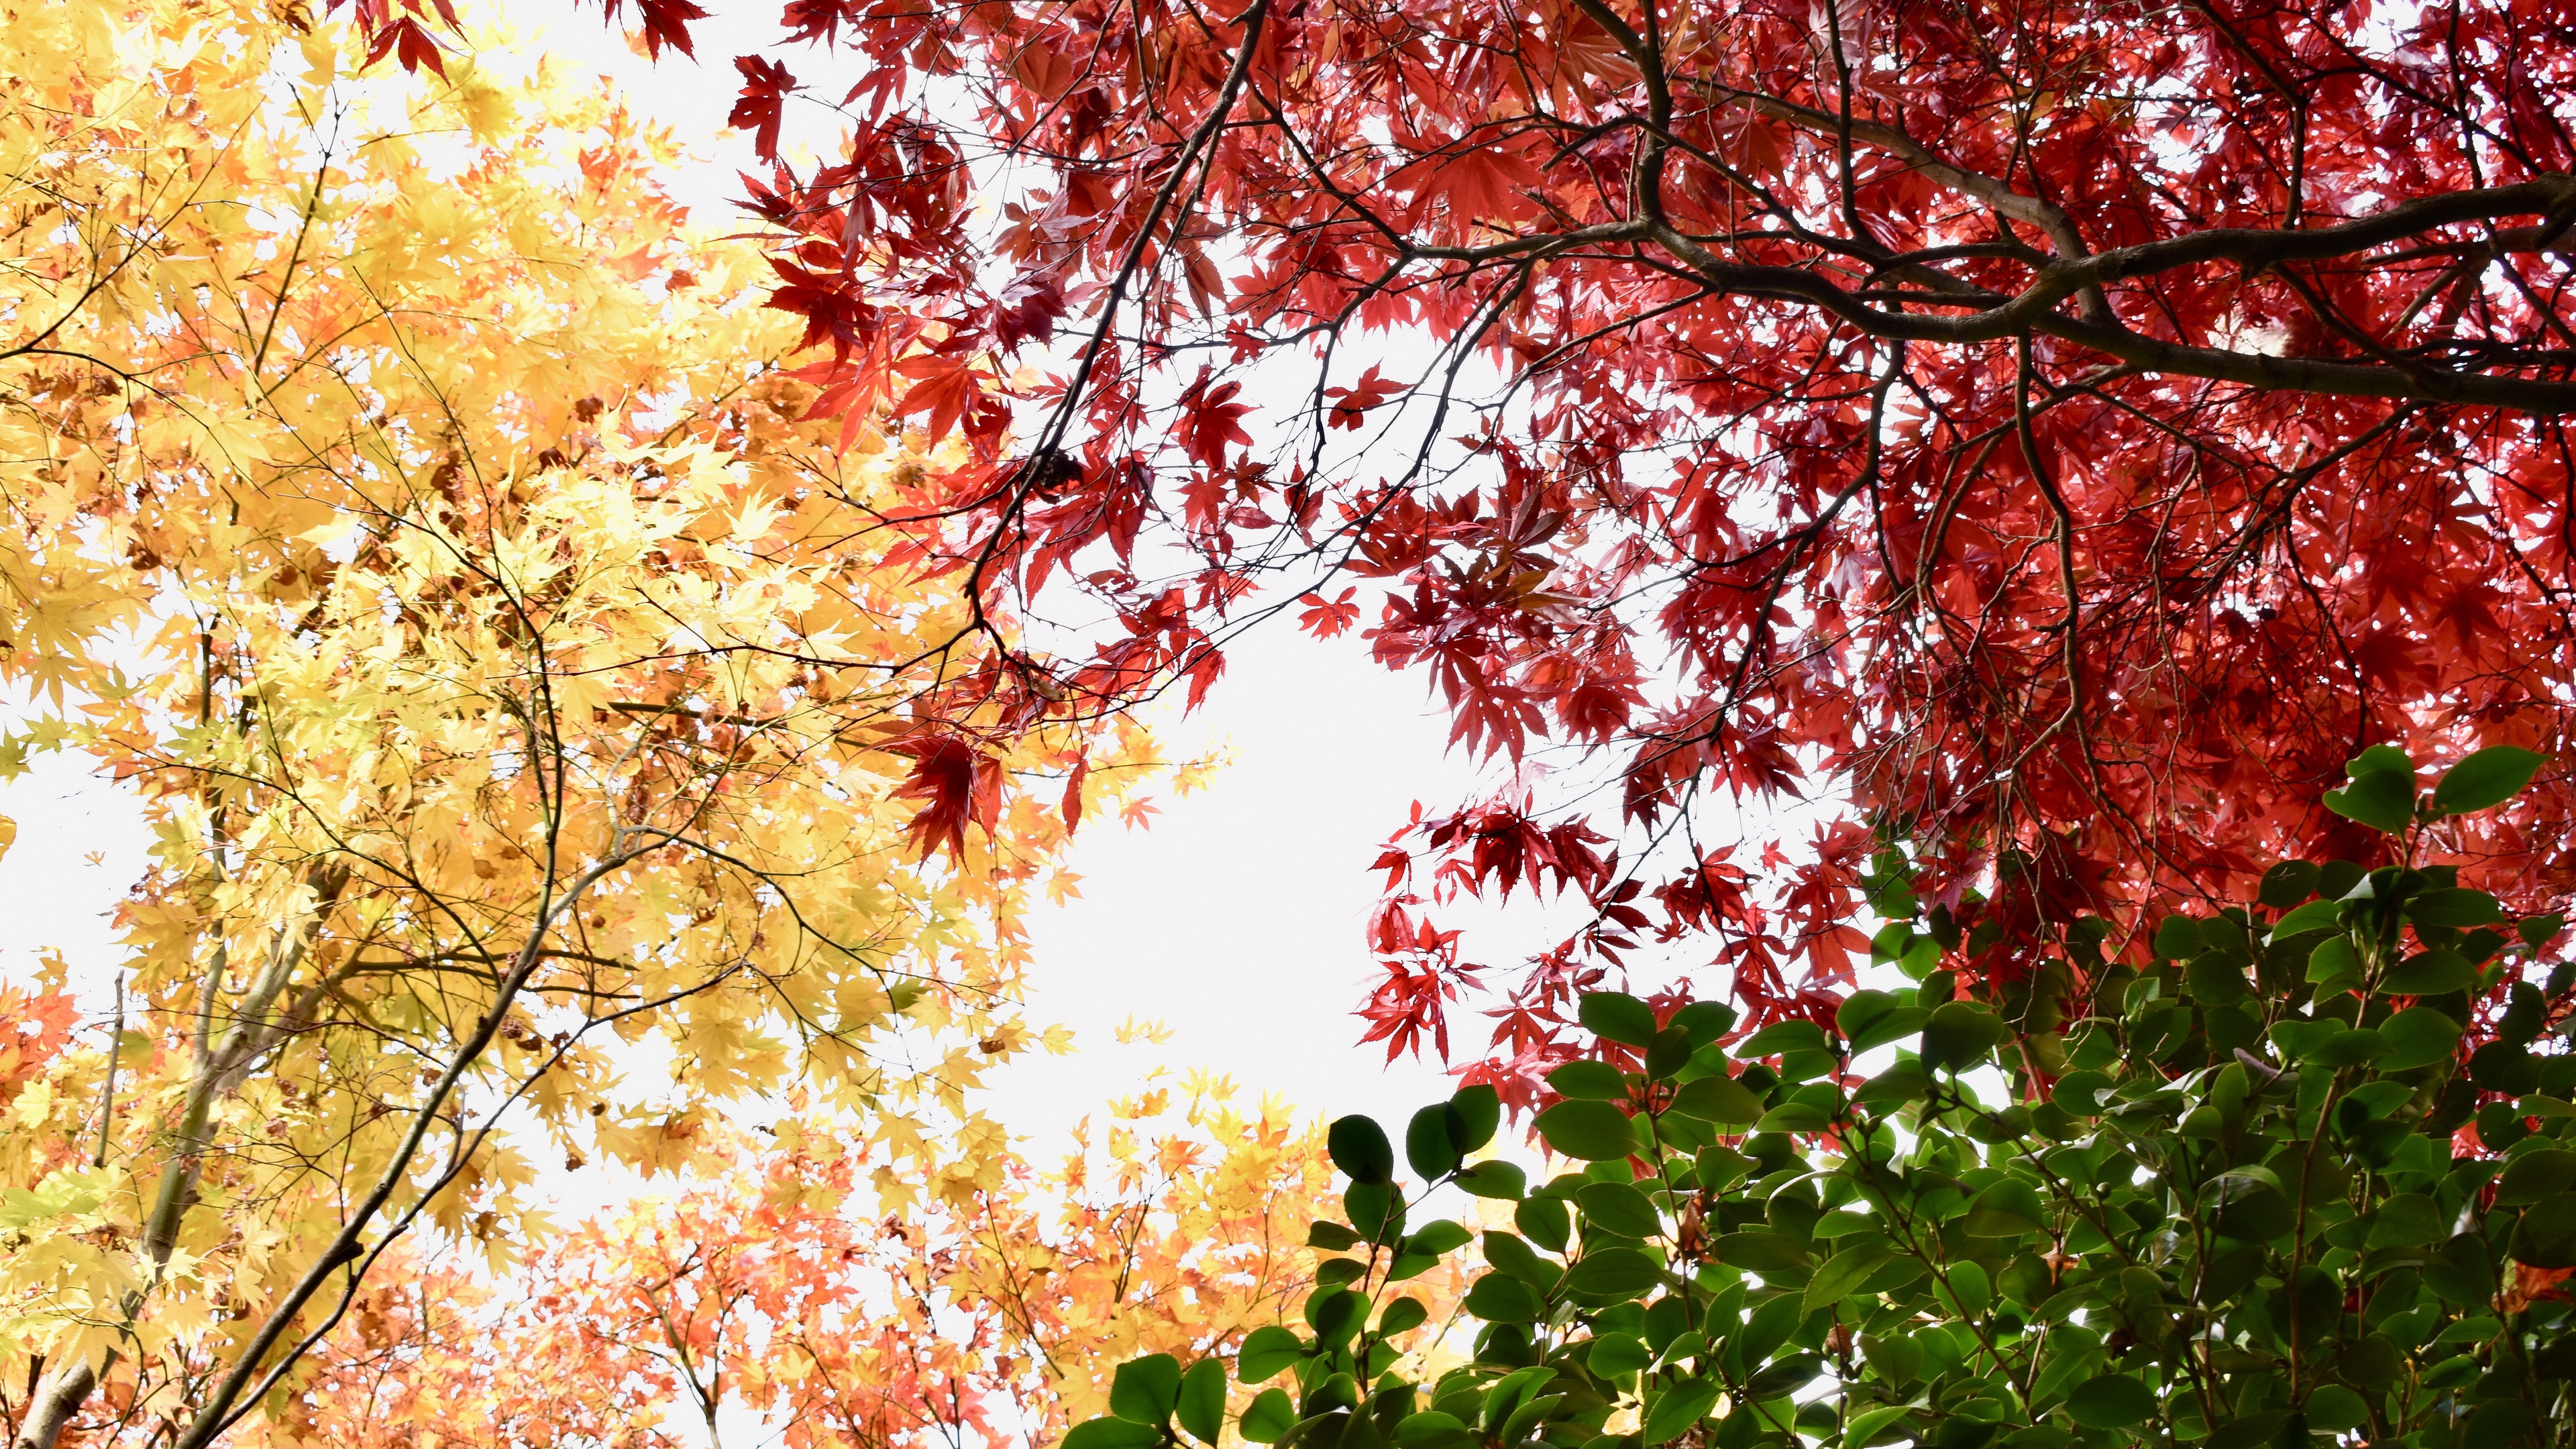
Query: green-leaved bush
1069 747 2575 1449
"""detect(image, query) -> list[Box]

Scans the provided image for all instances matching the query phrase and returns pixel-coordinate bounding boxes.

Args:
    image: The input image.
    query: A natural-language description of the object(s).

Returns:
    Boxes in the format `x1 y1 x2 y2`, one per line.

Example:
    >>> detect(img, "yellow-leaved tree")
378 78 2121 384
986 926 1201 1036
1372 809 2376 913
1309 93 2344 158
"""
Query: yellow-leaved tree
265 1075 1449 1449
0 3 1156 1446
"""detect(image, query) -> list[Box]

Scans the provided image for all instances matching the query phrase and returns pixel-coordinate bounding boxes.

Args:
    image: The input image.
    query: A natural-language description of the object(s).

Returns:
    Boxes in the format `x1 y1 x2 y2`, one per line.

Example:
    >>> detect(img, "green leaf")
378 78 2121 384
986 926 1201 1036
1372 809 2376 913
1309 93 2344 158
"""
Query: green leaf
1668 1072 1766 1124
2153 914 2204 960
1237 1326 1304 1383
1404 1220 1473 1256
1585 1332 1650 1379
1406 1103 1466 1181
1713 1231 1813 1273
1756 1101 1832 1132
1854 1402 1916 1444
1668 1001 1739 1046
2406 887 2506 927
1534 1100 1640 1161
1576 1181 1663 1238
1328 1116 1395 1186
1393 1412 1470 1448
1579 991 1658 1047
2185 955 2251 1005
1837 989 1929 1056
1111 1354 1183 1425
1455 1160 1527 1199
2465 1401 2534 1449
1377 1297 1430 1336
2271 1019 2339 1062
1843 1407 1915 1449
2365 1193 2444 1248
1854 1060 1932 1108
1743 1353 1825 1401
2349 743 2417 777
2383 948 2477 996
2433 746 2544 814
1463 1273 1546 1322
1481 1370 1555 1438
2304 1026 2390 1068
1562 1246 1663 1301
1307 1287 1364 1344
2049 1069 2110 1115
1177 1358 1228 1443
1546 1059 1629 1100
2204 1173 2294 1242
1965 1178 2049 1238
1514 1195 1571 1252
2324 766 2416 835
2205 1411 2290 1449
1921 1001 2012 1073
1844 985 1927 1057
2066 1375 2157 1429
1066 1417 1164 1449
2305 934 2361 985
2496 1149 2576 1207
1307 1222 1360 1251
1483 1230 1562 1291
2258 861 2320 909
2377 1006 2463 1070
2269 897 2345 939
1239 1390 1295 1444
1804 1240 1897 1313
1450 1085 1501 1154
1642 1381 1721 1445
1941 1260 1993 1313
1645 1025 1695 1079
1343 1181 1399 1240
1737 1019 1831 1058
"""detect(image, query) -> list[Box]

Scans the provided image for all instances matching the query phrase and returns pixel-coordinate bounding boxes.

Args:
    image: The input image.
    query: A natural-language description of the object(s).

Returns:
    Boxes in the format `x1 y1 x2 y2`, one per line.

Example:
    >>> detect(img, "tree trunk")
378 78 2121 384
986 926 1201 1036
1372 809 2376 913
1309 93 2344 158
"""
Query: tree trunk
10 1358 100 1449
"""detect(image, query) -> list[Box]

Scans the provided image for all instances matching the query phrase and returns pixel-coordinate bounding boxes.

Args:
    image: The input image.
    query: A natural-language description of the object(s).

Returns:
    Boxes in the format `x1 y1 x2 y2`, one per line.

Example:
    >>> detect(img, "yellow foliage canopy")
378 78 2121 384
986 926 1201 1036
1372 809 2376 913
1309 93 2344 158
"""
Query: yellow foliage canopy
0 3 1150 1444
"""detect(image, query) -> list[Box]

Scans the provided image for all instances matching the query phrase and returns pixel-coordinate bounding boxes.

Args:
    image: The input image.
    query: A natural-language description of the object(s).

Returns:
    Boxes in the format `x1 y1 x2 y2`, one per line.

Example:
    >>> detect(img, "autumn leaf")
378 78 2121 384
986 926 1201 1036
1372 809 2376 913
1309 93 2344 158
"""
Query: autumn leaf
892 351 988 445
729 55 798 160
1324 366 1398 431
1174 372 1252 471
890 733 1006 861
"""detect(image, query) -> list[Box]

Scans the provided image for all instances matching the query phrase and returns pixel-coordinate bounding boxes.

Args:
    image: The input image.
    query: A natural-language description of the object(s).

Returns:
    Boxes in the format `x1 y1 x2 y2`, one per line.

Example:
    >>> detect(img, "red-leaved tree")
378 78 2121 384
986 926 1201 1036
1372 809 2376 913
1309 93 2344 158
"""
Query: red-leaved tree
494 0 2576 1092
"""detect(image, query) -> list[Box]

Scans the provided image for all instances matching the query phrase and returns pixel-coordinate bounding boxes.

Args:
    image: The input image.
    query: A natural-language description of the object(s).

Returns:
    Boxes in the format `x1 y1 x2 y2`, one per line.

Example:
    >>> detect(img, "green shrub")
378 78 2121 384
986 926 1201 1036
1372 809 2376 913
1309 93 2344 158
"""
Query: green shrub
1069 748 2576 1449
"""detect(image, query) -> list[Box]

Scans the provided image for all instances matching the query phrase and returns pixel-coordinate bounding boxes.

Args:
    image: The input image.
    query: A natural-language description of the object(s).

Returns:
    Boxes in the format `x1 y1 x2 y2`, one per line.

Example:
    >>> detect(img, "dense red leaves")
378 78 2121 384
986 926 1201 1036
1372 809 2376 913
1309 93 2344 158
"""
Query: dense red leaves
557 0 2576 1089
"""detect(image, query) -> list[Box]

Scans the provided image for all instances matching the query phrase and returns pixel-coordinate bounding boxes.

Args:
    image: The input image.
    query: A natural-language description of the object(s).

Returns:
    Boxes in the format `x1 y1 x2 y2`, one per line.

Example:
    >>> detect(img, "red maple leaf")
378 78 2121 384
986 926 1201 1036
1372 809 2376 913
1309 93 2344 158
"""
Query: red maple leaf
1297 587 1362 638
1174 373 1252 471
891 352 985 445
729 56 800 161
1324 365 1399 431
889 735 1003 863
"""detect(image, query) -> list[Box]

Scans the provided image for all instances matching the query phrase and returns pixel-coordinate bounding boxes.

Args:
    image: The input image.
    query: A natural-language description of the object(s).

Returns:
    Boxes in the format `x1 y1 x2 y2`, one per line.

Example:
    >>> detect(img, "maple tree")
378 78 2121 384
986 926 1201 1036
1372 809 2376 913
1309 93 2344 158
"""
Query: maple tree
263 1074 1457 1449
521 0 2576 1087
0 5 1152 1446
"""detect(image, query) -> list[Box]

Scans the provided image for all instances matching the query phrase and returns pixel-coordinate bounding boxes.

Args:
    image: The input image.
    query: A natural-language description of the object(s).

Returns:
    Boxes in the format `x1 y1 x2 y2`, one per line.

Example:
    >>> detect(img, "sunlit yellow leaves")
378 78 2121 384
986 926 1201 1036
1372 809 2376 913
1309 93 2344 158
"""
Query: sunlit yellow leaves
0 0 1157 1438
273 1085 1409 1449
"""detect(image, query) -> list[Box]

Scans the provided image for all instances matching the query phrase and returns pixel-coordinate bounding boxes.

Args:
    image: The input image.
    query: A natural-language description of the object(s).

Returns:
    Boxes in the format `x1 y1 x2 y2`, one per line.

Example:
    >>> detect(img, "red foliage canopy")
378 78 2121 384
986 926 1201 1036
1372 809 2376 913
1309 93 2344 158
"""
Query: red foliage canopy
551 0 2576 1087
